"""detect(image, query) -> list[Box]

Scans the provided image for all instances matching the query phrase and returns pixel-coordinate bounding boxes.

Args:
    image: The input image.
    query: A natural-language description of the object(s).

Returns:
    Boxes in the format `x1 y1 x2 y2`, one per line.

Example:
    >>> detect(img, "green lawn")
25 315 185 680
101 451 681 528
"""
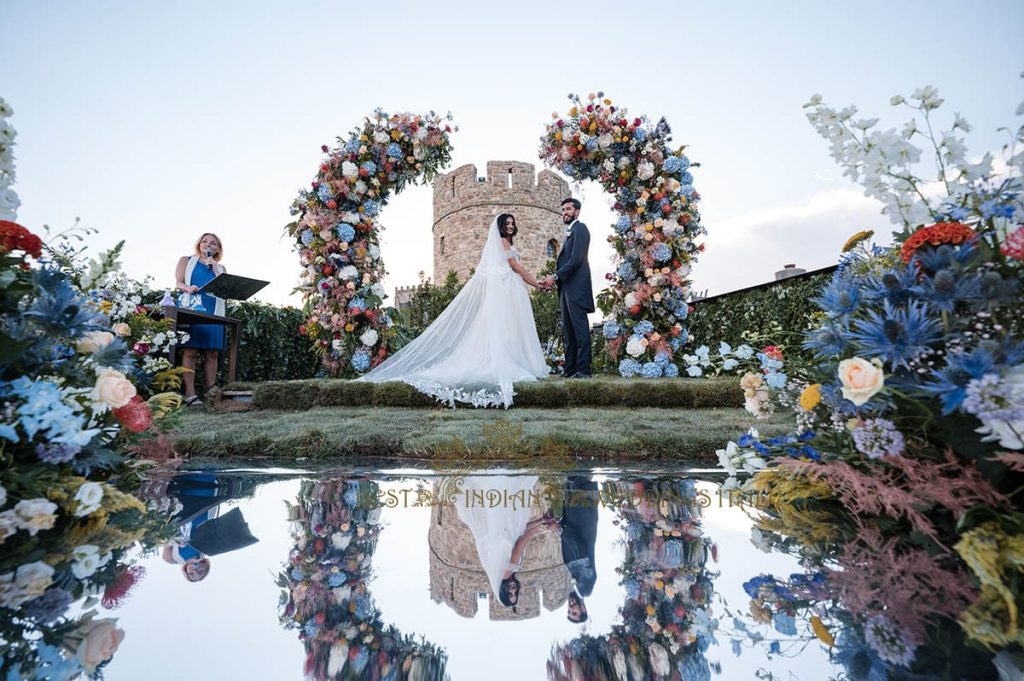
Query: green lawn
171 406 794 464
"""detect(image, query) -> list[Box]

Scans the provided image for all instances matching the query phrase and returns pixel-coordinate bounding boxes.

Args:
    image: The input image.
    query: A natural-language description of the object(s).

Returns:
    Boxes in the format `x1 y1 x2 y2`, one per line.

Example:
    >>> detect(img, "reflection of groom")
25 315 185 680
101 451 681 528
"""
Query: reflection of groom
540 198 594 378
558 475 598 623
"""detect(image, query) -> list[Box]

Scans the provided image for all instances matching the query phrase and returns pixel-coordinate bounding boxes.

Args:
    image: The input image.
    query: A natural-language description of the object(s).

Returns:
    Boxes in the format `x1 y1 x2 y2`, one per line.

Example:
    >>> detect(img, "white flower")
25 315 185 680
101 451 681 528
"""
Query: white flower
370 283 385 298
71 544 109 579
750 527 773 553
78 331 114 354
625 337 646 358
716 442 739 476
341 162 358 178
637 161 655 181
328 642 350 677
372 131 389 144
73 482 105 517
838 357 885 406
15 560 55 601
337 265 358 281
331 532 351 550
803 94 823 108
331 339 343 352
598 133 613 148
649 643 670 676
975 365 1024 450
889 95 905 106
359 329 378 347
624 292 638 309
14 499 58 536
0 510 18 543
91 368 137 410
75 618 125 673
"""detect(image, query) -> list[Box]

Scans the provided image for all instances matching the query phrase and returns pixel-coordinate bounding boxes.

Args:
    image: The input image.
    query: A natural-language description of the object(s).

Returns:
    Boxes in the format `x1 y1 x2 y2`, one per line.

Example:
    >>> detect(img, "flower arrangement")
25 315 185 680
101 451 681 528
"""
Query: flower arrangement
548 478 716 681
540 92 704 377
278 478 448 680
0 96 19 220
715 83 1024 678
287 110 455 376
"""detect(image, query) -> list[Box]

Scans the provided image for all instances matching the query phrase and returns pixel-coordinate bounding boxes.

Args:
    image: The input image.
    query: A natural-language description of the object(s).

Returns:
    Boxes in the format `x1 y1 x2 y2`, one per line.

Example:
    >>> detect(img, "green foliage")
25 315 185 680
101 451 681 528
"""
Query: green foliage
686 269 834 361
531 258 561 344
392 270 464 342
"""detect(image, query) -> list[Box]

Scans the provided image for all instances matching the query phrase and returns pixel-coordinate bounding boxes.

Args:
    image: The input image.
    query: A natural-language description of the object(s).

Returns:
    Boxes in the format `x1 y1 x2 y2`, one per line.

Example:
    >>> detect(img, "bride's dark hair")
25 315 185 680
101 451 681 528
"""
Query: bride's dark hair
498 574 520 608
497 213 516 245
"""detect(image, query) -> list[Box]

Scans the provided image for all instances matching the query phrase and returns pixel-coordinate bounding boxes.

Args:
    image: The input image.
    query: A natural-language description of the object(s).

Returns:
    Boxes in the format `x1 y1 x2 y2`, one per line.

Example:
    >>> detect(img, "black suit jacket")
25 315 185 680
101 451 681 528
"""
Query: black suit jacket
556 221 595 312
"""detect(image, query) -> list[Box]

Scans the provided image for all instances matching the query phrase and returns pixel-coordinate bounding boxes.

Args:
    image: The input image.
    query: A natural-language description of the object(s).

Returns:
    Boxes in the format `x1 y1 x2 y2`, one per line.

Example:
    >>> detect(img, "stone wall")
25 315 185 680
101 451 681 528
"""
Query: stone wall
432 161 570 282
427 486 571 621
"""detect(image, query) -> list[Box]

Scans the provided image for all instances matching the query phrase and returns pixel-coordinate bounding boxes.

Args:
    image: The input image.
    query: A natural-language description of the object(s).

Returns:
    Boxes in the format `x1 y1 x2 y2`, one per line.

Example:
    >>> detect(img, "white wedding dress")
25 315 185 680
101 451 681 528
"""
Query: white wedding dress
452 473 539 596
358 218 549 407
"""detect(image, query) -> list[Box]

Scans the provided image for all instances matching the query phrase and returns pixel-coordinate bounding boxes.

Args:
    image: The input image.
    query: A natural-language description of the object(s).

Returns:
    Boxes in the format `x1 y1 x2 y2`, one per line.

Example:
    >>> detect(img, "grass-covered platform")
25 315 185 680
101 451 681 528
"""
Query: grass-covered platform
172 404 793 463
230 375 745 411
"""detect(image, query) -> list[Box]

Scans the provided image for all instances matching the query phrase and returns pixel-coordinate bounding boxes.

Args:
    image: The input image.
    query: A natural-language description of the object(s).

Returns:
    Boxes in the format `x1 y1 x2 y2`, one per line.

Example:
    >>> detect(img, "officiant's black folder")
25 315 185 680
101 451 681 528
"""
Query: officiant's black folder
197 273 269 301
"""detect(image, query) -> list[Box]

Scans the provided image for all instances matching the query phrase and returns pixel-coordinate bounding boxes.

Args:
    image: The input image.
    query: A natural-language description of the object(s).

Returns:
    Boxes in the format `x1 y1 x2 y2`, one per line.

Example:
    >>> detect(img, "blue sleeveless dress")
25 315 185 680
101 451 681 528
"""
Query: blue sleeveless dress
180 260 225 350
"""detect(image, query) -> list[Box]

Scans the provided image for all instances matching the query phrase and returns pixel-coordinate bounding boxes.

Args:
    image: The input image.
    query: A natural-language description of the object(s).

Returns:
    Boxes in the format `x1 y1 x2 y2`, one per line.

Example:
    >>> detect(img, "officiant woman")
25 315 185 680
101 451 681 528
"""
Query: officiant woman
174 233 227 406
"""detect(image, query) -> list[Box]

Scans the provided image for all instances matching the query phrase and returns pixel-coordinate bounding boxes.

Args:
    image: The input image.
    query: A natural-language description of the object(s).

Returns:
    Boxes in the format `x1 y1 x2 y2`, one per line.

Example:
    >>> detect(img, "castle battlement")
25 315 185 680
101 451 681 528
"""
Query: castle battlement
432 162 569 225
431 161 570 282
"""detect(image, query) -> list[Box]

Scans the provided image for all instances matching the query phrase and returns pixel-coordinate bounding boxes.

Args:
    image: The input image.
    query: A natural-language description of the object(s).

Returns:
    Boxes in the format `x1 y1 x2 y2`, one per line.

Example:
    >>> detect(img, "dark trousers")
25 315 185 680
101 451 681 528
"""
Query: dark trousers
560 293 592 377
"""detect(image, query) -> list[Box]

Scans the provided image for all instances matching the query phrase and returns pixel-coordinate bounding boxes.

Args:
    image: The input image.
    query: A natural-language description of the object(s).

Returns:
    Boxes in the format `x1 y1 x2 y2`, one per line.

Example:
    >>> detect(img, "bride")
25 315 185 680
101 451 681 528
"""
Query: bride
359 214 549 407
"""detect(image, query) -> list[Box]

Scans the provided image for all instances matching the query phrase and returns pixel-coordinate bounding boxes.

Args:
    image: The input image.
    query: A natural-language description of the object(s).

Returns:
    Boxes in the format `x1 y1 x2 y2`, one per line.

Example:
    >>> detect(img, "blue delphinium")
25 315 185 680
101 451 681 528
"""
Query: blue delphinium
851 299 942 370
619 358 641 377
335 223 356 243
640 361 662 378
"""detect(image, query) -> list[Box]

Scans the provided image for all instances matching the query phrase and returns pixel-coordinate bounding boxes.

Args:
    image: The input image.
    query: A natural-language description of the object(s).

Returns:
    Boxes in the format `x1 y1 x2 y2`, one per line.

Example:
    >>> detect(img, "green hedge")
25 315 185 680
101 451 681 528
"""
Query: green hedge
251 375 741 410
686 268 834 358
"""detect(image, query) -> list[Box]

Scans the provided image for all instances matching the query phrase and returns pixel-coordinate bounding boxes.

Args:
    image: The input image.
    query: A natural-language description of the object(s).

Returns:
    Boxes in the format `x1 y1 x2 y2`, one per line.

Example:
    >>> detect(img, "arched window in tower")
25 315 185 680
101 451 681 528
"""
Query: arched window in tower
440 235 446 255
547 239 558 259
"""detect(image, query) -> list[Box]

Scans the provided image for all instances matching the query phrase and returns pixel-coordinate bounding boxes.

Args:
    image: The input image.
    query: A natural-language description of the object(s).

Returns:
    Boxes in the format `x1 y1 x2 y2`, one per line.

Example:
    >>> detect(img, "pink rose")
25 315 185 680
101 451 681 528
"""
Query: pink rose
91 368 136 409
111 323 131 337
75 618 125 673
838 357 885 406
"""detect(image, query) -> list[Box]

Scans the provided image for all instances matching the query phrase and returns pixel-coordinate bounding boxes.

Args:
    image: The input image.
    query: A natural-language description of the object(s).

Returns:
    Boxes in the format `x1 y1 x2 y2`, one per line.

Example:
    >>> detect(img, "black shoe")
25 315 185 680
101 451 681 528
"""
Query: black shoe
568 373 592 379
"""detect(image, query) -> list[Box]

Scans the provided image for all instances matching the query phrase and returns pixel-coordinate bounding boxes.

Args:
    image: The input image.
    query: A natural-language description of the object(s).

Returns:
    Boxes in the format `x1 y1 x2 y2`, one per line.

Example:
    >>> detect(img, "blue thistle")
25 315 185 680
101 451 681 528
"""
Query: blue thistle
851 300 942 370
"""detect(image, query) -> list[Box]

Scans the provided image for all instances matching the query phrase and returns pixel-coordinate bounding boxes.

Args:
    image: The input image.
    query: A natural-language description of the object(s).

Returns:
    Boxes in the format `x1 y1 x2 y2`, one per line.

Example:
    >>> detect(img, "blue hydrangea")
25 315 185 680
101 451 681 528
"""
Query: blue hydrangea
35 443 80 464
344 139 361 154
616 215 632 233
386 142 403 158
663 363 680 377
619 358 641 377
640 362 662 378
351 350 371 373
663 156 685 174
363 200 379 216
634 128 647 142
651 243 672 262
348 298 366 310
327 572 348 587
585 138 599 151
360 161 377 175
680 184 696 196
674 303 689 320
634 320 654 335
343 482 360 507
617 261 637 281
300 229 314 247
765 371 787 389
335 223 356 243
317 183 333 203
602 321 621 339
680 170 694 186
654 351 670 365
669 336 684 351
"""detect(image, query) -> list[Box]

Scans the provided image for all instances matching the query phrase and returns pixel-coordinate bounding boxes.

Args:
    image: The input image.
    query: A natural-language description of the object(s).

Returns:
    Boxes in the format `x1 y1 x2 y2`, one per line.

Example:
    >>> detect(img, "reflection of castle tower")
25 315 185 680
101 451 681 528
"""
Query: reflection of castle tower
427 482 571 621
432 162 570 282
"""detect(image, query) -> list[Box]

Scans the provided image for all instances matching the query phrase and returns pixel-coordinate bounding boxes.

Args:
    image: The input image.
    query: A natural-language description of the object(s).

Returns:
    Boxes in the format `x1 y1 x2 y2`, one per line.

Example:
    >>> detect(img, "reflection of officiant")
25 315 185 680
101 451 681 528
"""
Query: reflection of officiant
161 472 259 582
557 475 598 623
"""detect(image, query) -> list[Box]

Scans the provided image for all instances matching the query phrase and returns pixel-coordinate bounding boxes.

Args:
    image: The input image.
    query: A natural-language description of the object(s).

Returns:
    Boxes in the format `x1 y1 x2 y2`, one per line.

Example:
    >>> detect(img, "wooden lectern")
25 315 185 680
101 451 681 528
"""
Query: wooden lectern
163 274 269 383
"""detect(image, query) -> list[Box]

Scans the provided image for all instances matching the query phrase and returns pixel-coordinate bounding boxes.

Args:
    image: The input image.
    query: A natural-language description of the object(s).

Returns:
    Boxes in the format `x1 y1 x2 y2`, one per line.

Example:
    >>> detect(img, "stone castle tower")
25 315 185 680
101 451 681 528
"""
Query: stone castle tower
432 161 570 282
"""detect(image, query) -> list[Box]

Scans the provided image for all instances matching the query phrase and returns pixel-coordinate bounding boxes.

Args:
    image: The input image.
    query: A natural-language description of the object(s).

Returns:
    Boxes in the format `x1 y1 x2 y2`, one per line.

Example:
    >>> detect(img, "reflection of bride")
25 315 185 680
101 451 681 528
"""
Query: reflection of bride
358 215 548 408
453 474 556 608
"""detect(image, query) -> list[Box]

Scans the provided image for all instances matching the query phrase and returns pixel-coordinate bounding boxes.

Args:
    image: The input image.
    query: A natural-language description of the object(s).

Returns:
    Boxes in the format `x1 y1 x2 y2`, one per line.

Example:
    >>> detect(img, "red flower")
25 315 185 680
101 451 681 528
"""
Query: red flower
132 342 150 356
900 222 977 263
298 325 307 336
102 566 146 609
321 144 329 153
326 199 337 210
762 345 783 361
1000 224 1024 260
113 396 153 433
0 221 43 259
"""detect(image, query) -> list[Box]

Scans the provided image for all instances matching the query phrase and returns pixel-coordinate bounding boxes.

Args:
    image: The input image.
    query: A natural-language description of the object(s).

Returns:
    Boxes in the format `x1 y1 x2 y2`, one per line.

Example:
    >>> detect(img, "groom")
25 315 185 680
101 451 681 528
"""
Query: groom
541 198 594 378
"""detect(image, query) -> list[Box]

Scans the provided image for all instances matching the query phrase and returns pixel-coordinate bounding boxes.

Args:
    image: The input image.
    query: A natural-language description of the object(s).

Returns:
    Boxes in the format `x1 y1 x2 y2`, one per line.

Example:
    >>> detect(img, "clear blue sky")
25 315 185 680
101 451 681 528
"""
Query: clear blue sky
4 0 1022 305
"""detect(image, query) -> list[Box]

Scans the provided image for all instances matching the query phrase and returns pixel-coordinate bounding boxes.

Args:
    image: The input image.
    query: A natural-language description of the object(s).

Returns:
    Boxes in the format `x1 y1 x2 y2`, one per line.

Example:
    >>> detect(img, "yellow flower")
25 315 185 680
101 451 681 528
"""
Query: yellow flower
646 605 656 616
345 323 354 332
99 301 113 313
654 580 664 590
841 229 874 252
810 616 834 647
569 107 578 117
603 98 612 105
799 383 822 411
554 132 562 141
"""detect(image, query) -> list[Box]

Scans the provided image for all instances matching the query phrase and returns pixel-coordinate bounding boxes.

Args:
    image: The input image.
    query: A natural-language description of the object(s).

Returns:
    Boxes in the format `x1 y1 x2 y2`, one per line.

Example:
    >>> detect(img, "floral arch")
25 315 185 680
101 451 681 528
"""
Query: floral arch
287 110 455 376
539 92 704 377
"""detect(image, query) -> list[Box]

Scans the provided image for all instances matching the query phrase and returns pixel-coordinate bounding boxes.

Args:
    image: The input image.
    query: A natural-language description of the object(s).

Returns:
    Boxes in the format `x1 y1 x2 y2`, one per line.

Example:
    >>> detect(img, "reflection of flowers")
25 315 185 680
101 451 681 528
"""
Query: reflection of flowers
278 478 447 680
548 478 715 680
